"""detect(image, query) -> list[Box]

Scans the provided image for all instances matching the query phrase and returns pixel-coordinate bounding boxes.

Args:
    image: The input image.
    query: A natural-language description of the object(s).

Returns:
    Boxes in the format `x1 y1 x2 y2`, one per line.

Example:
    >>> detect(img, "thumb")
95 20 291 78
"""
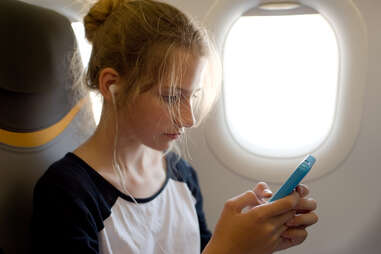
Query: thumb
254 182 273 200
229 190 263 212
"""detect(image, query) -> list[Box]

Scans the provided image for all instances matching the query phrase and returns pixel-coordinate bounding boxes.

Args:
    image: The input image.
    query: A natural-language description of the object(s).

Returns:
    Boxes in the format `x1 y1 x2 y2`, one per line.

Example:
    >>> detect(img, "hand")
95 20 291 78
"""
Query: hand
255 182 318 252
275 184 318 251
203 186 301 254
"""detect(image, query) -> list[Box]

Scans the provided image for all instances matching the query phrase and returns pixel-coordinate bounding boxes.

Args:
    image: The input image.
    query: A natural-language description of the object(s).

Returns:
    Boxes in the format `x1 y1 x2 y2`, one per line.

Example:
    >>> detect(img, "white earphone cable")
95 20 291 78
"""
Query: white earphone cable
110 88 167 254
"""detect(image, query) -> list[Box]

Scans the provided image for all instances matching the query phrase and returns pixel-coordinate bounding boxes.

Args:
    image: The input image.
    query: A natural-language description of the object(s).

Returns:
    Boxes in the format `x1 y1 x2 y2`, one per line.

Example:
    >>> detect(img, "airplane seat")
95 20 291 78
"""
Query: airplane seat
0 0 95 253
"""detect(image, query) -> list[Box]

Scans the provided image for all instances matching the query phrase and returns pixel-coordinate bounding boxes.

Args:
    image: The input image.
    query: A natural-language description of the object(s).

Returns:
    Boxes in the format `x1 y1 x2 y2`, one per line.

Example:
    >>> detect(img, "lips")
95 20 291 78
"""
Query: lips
164 133 182 139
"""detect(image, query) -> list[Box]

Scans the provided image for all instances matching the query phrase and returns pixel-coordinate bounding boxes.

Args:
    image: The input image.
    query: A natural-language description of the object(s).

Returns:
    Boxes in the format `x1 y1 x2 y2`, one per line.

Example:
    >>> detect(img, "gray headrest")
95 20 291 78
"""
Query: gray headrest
0 0 81 132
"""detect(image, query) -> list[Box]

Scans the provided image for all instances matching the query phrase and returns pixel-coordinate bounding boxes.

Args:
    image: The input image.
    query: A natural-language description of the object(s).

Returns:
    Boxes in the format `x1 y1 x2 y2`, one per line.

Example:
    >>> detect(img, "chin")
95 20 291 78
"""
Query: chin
145 135 177 151
147 141 172 152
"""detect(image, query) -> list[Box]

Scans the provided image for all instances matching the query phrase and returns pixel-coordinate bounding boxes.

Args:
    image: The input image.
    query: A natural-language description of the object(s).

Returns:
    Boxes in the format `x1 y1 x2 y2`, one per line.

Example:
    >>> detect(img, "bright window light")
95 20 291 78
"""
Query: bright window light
223 14 338 157
71 22 102 125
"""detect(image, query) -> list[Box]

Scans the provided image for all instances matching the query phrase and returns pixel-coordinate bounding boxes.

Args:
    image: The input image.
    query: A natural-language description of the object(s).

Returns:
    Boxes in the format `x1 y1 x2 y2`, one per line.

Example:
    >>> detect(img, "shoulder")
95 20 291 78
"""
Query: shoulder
34 152 117 208
33 153 117 227
31 153 106 252
166 152 197 180
166 152 201 193
36 153 93 196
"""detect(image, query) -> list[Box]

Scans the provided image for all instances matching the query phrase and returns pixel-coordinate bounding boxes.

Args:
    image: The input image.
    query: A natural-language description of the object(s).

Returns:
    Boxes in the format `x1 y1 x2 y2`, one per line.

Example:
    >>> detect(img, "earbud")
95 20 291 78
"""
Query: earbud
109 84 117 95
109 84 117 105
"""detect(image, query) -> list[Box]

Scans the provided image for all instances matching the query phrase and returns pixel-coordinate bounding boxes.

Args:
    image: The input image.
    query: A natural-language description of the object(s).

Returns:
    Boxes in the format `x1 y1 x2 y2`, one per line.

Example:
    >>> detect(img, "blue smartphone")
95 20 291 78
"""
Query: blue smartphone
268 155 316 202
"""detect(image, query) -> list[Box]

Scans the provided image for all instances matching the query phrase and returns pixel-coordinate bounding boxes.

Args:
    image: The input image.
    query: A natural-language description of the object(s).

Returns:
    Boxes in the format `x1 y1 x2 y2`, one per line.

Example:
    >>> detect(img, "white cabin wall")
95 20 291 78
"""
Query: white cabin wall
167 0 381 253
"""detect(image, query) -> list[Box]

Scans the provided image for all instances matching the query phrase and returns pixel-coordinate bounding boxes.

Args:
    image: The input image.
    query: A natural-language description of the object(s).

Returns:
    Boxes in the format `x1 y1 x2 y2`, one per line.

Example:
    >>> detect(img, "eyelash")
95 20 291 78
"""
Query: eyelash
161 93 199 104
162 95 180 104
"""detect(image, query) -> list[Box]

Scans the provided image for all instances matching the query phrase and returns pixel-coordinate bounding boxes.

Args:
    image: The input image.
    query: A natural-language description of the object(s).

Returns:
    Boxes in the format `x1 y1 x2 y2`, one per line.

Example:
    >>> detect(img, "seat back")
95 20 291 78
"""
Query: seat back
0 1 94 253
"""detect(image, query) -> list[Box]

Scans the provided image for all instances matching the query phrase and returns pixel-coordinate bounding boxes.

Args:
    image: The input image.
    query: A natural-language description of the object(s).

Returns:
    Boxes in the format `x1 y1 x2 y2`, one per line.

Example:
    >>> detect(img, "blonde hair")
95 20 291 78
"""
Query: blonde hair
83 0 221 126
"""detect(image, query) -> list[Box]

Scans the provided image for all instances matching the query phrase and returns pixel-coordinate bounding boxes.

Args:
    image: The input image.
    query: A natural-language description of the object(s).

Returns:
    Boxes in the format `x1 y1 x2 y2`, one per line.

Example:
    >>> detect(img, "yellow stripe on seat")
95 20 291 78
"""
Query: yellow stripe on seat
0 98 86 148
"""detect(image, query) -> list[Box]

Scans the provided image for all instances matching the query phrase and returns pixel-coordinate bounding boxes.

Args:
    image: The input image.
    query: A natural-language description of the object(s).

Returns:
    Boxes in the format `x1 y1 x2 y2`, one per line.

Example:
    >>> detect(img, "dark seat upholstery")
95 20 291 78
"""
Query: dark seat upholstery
0 0 94 253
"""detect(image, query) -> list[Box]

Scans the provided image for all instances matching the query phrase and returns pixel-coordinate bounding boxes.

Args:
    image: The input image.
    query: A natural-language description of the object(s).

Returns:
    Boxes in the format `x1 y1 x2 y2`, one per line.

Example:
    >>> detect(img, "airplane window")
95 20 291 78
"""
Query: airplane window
223 14 338 157
71 22 102 125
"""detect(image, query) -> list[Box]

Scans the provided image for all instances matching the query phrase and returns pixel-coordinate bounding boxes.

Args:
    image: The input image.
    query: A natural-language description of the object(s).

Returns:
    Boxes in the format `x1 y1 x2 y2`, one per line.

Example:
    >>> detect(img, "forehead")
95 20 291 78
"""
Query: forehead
158 53 207 94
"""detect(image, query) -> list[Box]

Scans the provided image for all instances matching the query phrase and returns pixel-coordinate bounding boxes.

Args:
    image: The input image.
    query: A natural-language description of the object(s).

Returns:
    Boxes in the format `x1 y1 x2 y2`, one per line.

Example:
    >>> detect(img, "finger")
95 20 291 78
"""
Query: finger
254 191 300 218
273 224 289 241
227 190 262 212
275 237 294 251
295 198 317 213
271 210 296 229
281 228 308 245
254 182 273 199
287 212 319 227
296 184 309 198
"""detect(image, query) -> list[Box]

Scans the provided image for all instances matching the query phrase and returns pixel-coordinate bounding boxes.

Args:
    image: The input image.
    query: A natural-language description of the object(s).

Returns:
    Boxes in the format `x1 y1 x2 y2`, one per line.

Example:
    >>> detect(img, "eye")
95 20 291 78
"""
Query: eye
162 95 180 104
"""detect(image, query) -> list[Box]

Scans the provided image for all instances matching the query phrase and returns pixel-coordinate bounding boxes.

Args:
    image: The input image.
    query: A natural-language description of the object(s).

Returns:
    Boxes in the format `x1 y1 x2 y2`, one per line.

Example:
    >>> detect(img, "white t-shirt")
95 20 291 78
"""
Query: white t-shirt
31 152 211 254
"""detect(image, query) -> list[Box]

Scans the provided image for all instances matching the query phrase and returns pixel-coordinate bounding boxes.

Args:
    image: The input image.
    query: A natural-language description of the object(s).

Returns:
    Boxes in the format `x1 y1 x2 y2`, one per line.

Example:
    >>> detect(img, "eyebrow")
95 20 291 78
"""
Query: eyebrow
162 87 201 96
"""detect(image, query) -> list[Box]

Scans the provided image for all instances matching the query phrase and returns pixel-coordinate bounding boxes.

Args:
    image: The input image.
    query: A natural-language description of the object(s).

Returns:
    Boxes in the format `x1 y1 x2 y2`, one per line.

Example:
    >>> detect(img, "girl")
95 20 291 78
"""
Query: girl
31 0 318 253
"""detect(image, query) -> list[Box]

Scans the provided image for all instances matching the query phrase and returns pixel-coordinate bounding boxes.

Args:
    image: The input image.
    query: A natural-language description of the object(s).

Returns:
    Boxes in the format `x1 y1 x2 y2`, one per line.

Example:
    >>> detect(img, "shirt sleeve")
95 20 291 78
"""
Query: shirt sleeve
31 181 100 254
174 157 212 252
188 167 212 252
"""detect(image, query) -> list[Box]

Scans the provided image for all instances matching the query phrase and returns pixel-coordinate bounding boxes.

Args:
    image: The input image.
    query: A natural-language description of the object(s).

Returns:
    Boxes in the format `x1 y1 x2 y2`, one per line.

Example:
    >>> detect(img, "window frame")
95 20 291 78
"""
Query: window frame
202 0 368 182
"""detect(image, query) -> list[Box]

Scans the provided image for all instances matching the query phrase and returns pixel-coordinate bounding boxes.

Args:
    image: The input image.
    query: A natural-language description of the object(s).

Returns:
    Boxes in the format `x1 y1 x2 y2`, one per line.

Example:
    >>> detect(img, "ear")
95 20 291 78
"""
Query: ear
98 67 121 103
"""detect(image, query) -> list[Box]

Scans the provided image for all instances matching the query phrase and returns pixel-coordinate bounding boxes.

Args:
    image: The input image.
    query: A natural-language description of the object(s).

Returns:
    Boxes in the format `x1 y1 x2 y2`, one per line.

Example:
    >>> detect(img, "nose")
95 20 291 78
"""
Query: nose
175 101 195 128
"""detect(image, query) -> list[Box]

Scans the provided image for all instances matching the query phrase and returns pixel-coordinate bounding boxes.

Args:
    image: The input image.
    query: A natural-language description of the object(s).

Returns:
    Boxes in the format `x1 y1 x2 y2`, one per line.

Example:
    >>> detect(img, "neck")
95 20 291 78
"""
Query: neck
74 107 167 198
75 109 163 175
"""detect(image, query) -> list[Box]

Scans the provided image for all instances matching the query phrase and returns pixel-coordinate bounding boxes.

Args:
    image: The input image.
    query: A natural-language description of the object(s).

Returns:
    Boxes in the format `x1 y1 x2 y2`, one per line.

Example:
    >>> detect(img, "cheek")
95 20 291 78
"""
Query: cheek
136 103 172 130
149 99 173 120
150 107 173 128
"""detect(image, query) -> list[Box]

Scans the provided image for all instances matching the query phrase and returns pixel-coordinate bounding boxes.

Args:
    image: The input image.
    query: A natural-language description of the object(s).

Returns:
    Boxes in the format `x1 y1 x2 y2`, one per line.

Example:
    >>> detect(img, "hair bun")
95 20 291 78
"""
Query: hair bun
84 0 121 43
